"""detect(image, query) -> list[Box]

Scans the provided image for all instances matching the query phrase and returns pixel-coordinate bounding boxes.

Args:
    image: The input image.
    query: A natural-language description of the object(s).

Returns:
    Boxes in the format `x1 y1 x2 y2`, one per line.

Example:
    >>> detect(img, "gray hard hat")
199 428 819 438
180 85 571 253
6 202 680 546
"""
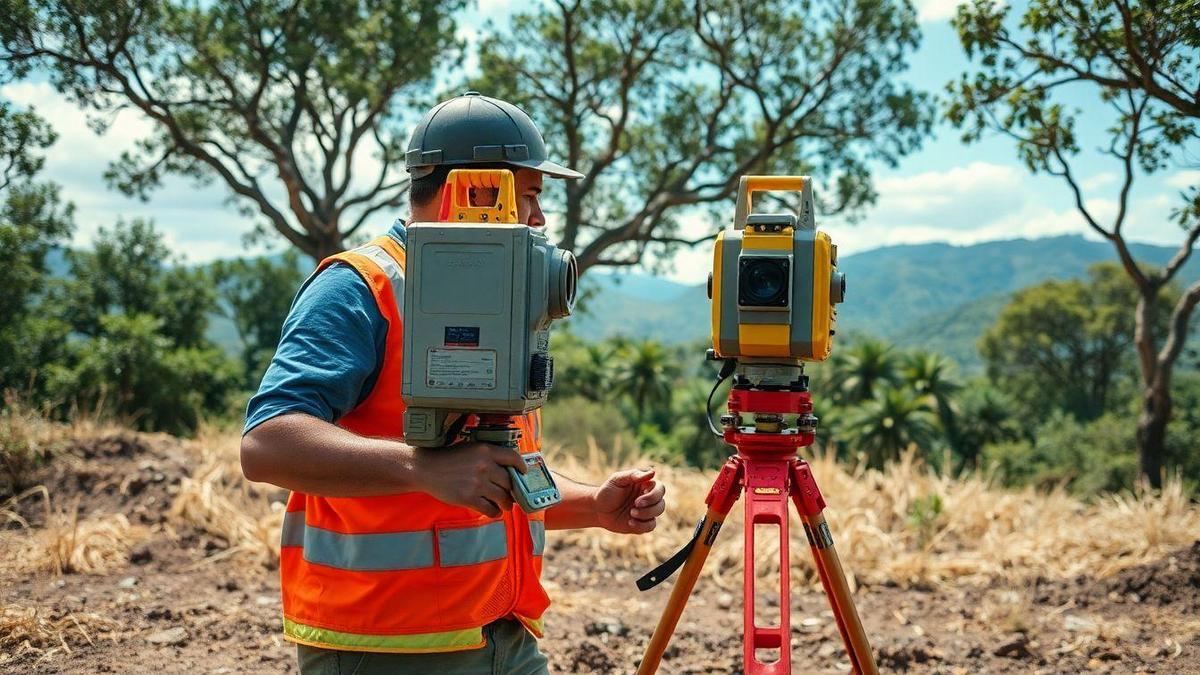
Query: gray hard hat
405 91 583 180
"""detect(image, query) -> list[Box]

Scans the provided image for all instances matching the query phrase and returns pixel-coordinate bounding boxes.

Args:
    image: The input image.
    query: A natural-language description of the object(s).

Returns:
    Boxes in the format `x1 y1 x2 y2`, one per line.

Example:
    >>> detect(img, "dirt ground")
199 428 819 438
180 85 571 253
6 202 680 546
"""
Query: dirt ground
2 433 1199 674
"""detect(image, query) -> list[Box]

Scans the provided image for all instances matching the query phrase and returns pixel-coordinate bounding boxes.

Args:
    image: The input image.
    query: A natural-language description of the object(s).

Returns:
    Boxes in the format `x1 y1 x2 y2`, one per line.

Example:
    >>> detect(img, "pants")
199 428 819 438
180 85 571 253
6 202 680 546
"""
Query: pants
295 619 550 675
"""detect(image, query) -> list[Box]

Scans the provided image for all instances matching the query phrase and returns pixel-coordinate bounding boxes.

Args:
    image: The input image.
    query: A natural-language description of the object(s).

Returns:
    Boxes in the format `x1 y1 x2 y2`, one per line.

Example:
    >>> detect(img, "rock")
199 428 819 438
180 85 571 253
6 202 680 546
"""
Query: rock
146 626 188 646
993 634 1034 659
218 579 240 592
130 543 154 565
716 592 735 610
583 618 628 637
255 595 276 606
118 576 139 588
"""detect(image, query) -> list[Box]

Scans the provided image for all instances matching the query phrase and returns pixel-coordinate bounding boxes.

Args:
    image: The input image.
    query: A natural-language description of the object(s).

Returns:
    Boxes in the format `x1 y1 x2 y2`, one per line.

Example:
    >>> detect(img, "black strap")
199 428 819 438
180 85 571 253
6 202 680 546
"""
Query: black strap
636 519 705 591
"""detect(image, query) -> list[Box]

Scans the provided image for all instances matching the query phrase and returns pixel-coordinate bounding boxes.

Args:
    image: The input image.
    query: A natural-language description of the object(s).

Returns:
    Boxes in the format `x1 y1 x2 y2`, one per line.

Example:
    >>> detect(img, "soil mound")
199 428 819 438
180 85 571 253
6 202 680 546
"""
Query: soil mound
1035 541 1200 613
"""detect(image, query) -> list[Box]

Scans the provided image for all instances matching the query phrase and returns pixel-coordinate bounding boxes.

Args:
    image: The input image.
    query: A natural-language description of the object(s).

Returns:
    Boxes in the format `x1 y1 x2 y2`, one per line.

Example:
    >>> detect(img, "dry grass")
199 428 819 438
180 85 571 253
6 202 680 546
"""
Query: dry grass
0 603 119 665
544 440 1200 589
167 423 283 566
28 501 147 575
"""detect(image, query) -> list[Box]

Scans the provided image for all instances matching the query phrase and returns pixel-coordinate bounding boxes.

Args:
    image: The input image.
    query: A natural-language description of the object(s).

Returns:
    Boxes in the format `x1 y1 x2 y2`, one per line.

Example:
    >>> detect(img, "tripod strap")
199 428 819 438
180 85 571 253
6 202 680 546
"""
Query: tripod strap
636 519 705 591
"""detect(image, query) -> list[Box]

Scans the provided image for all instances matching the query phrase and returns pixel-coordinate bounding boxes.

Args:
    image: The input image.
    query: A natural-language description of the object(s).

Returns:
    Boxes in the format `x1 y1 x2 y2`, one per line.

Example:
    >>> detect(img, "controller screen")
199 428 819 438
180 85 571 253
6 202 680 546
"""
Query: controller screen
521 460 553 492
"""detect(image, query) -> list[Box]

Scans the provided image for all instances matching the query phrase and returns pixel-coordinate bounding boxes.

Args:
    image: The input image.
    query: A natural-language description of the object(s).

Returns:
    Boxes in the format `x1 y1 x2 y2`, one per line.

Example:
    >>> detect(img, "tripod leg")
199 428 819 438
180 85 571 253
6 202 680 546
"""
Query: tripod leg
637 459 742 675
792 461 879 675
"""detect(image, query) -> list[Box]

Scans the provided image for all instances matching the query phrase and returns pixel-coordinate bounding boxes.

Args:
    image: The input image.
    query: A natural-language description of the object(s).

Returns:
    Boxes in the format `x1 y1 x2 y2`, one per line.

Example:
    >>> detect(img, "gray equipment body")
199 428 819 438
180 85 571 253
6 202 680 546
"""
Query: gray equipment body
401 223 576 447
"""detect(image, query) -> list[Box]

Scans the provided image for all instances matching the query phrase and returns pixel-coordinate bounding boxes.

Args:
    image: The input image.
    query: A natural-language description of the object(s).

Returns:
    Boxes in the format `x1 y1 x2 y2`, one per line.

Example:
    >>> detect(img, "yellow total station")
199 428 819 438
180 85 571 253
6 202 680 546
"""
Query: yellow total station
709 175 845 362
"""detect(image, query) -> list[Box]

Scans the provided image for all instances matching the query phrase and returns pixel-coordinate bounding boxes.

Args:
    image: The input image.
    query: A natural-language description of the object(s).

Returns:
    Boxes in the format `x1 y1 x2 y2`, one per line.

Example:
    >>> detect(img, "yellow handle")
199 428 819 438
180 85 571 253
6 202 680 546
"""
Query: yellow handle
442 169 519 224
733 175 812 230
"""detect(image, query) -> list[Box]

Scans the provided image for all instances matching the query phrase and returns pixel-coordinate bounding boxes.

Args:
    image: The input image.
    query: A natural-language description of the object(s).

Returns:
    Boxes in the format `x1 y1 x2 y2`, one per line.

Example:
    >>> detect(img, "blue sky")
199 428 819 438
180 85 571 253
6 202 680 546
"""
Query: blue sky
2 0 1196 283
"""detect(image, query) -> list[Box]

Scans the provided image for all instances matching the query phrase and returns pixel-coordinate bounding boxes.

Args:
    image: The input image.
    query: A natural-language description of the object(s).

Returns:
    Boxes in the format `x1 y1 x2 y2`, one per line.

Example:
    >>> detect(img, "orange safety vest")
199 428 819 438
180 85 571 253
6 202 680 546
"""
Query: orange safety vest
279 233 550 653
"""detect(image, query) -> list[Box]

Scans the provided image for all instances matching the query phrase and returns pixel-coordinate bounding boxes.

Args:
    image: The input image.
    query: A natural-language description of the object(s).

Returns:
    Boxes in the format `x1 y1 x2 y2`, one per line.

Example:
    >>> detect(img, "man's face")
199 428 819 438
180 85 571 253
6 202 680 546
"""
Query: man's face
466 168 545 228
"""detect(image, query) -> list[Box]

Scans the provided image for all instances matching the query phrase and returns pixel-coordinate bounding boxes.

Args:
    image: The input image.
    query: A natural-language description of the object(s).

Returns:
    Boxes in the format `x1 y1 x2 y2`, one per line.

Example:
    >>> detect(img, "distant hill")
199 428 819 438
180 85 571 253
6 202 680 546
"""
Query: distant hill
567 235 1200 370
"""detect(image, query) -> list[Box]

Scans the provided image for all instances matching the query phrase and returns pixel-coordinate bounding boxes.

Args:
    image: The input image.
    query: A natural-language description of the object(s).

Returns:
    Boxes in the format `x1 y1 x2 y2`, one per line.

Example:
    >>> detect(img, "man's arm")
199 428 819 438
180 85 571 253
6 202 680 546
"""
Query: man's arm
242 412 528 517
545 468 666 533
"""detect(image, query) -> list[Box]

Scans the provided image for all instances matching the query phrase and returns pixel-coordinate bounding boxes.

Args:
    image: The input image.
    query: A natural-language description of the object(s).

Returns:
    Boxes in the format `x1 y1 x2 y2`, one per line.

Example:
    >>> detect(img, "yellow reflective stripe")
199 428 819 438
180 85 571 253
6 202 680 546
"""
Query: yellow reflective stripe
284 618 484 654
516 614 545 638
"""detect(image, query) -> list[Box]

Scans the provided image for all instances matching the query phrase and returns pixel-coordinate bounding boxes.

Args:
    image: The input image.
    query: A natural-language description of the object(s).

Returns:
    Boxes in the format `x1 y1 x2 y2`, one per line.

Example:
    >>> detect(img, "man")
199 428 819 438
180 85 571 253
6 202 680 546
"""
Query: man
240 91 667 674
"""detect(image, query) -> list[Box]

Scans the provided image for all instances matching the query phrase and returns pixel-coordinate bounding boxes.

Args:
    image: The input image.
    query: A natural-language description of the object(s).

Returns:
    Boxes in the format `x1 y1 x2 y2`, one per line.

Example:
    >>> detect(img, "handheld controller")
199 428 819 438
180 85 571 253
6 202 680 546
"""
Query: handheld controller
508 452 561 513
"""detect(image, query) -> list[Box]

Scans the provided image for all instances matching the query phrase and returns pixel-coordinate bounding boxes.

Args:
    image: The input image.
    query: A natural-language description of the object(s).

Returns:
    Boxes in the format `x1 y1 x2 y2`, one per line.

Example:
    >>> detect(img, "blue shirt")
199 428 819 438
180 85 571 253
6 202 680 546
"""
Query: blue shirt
243 222 405 434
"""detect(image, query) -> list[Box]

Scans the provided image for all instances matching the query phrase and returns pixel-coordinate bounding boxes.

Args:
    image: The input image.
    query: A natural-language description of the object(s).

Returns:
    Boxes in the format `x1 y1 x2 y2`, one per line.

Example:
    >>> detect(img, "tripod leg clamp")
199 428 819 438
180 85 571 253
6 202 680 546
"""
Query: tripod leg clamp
636 519 705 591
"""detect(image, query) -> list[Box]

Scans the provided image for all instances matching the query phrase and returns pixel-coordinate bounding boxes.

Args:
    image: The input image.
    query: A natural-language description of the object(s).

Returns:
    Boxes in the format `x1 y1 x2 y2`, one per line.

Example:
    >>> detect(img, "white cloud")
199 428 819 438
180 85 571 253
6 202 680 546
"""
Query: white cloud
1167 170 1200 189
1082 172 1118 191
913 0 967 23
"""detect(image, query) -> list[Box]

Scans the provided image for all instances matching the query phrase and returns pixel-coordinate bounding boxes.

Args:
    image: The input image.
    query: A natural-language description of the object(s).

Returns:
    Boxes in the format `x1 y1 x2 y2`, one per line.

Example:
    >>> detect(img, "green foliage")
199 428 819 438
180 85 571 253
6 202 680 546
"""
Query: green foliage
0 103 74 399
2 0 464 259
541 395 637 463
42 221 241 434
906 494 944 548
472 0 932 272
830 338 900 405
842 384 940 468
211 251 307 385
47 314 240 435
982 412 1139 495
980 263 1175 422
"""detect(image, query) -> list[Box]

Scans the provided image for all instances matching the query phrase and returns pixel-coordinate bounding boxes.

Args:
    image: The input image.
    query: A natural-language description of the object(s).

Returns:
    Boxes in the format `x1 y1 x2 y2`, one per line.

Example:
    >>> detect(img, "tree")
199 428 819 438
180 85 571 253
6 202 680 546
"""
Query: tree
901 350 960 432
211 250 306 384
48 221 240 433
831 338 899 404
843 385 939 467
0 101 73 398
949 0 1200 487
614 340 678 426
980 263 1174 422
953 384 1021 467
472 0 933 273
1 0 463 260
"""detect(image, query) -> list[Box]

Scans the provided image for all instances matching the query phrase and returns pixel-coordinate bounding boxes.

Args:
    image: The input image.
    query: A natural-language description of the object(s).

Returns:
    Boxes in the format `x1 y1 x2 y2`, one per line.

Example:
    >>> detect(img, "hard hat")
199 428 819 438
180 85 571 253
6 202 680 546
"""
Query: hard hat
405 91 584 180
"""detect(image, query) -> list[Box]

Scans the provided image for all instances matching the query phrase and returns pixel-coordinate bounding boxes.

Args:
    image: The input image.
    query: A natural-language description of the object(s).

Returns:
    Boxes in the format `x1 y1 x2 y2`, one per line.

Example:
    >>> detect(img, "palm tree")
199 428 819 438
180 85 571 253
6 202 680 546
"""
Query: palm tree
843 385 939 467
954 385 1023 467
574 343 614 402
614 340 678 426
901 351 961 433
833 338 899 404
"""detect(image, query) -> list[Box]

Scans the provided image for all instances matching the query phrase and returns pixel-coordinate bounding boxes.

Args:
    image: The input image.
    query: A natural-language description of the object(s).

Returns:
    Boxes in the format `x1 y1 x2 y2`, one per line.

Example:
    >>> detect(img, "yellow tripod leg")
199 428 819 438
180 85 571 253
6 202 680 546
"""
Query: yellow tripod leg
800 511 878 674
637 507 729 675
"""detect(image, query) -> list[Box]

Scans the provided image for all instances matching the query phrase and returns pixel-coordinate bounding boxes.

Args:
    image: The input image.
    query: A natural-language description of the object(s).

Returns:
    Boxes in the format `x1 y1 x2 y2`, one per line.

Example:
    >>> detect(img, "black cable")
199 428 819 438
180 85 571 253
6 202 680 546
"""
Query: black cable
705 359 738 437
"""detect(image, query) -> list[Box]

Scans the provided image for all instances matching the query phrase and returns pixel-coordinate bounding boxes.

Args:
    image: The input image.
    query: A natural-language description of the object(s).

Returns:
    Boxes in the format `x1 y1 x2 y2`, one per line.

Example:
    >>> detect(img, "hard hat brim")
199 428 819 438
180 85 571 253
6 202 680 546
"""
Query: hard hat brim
515 158 585 180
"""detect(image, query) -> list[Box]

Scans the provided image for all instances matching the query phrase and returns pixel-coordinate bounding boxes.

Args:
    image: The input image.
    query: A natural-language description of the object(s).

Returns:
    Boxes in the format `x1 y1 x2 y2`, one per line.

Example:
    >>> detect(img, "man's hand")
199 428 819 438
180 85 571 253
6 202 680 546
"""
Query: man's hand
594 468 667 534
413 442 527 518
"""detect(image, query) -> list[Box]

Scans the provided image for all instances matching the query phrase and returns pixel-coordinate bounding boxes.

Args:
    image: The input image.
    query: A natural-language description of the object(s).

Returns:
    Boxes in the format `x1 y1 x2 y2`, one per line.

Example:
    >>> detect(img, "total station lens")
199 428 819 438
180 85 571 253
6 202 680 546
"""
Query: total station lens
738 257 790 307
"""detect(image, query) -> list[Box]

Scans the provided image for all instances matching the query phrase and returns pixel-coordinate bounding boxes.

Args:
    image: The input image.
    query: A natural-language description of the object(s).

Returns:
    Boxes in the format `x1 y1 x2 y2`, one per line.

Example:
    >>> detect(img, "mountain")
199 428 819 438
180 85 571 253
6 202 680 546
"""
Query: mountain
565 235 1200 370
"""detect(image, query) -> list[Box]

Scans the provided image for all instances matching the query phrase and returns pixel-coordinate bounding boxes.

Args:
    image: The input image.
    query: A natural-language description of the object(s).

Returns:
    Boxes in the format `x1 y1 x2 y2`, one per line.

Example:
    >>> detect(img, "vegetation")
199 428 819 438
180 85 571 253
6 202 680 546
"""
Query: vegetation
949 0 1200 487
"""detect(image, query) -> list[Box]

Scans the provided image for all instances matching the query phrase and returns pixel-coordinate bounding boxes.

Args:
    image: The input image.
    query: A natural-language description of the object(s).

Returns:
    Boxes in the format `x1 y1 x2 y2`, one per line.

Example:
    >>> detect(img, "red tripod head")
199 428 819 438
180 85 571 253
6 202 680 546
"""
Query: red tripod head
723 386 816 458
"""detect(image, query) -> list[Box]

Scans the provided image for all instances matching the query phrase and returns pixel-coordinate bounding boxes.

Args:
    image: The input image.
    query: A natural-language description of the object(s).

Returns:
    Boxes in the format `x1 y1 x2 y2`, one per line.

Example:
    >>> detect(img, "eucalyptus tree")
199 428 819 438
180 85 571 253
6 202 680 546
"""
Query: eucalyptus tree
1 0 463 260
949 0 1200 486
472 0 933 273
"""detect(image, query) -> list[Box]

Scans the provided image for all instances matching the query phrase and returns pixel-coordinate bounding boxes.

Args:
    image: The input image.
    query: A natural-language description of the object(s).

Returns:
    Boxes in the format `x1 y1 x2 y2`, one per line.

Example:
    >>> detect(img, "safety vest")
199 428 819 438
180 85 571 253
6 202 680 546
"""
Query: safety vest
279 233 550 653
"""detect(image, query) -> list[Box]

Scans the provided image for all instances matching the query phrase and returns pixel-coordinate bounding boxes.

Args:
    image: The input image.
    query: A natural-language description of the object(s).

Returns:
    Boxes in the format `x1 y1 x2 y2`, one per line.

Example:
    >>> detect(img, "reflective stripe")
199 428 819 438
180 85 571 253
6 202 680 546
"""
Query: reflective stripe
281 510 305 547
356 244 405 317
439 521 507 567
305 526 434 572
280 513 513 571
284 618 484 654
529 520 546 556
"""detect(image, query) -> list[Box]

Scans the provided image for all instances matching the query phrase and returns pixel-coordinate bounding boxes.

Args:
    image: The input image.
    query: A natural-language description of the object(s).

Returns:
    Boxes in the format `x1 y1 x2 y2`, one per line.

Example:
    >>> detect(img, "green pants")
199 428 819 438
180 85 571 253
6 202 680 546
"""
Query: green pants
296 619 550 675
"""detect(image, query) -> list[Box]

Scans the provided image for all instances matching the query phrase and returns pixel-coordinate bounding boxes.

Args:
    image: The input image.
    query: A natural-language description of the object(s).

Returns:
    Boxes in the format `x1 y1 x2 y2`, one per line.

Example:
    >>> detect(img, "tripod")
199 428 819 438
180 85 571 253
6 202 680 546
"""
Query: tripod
636 366 878 674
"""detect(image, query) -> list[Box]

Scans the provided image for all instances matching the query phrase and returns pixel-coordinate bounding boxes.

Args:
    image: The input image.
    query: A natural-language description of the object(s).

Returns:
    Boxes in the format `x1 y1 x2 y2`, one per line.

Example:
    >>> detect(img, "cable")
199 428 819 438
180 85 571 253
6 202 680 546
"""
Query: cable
705 359 738 437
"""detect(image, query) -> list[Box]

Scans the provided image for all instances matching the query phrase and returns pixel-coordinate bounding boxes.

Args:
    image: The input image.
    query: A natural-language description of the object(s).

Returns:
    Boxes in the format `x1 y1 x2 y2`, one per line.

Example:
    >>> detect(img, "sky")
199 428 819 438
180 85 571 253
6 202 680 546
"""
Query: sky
2 0 1196 284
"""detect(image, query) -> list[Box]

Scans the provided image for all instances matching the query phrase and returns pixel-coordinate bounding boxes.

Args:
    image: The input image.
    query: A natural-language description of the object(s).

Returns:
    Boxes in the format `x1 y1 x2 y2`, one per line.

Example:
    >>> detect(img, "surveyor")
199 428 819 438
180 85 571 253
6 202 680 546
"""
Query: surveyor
240 92 668 674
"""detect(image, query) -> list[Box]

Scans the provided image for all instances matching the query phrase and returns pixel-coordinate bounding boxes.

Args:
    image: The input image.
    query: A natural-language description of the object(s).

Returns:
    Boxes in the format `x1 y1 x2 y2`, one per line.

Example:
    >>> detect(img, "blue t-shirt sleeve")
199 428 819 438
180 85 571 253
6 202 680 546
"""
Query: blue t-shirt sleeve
242 263 388 434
